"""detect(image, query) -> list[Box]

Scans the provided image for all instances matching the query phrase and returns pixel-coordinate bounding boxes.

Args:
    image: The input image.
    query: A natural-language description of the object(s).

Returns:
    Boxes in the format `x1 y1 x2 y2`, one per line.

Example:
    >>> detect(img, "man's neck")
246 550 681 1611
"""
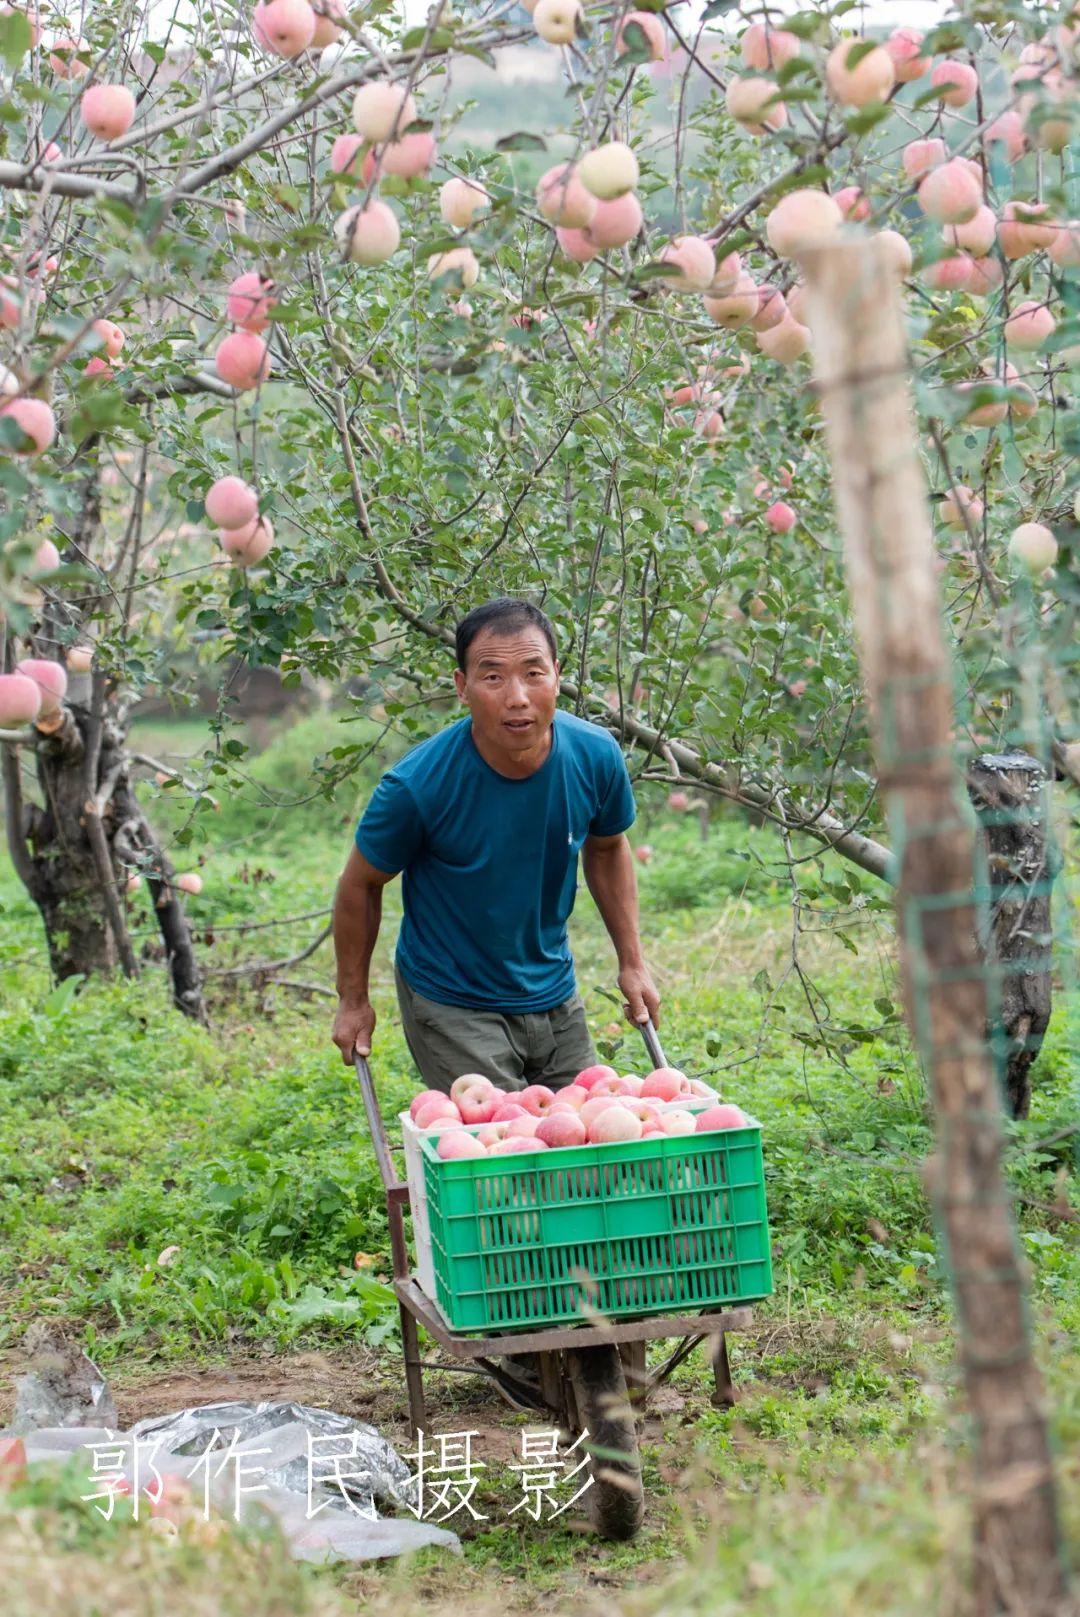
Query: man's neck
470 719 553 780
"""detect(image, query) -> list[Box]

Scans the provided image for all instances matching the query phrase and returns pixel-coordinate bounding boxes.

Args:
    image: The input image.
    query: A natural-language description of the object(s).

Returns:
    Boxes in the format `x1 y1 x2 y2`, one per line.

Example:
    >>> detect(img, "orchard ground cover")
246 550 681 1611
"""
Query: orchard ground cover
0 709 1076 1614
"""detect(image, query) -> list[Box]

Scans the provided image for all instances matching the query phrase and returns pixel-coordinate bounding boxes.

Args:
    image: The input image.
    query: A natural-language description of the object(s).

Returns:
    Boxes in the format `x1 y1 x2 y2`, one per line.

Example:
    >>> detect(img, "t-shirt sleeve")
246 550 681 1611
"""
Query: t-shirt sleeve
589 742 637 837
354 771 425 874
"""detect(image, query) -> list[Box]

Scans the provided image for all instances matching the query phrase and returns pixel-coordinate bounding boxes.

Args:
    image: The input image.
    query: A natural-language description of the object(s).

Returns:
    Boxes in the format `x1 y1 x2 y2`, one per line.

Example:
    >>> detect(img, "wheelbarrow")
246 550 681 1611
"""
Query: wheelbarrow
353 1019 757 1541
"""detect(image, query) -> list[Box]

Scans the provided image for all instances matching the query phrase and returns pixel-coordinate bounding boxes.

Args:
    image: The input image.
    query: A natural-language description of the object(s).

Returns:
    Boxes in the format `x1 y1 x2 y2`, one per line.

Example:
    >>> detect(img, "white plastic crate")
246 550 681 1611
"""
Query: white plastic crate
399 1109 439 1300
399 1080 720 1299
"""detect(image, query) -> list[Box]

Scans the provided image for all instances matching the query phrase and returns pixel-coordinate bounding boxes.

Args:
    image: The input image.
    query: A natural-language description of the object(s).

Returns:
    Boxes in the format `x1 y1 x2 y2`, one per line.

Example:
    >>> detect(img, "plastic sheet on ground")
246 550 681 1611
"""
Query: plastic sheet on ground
9 1322 118 1434
2 1397 461 1564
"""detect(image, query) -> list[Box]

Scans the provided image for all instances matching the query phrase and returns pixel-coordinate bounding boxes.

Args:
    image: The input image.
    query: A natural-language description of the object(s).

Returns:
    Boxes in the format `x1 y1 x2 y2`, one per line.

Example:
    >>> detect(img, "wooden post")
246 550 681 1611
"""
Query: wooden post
797 236 1068 1616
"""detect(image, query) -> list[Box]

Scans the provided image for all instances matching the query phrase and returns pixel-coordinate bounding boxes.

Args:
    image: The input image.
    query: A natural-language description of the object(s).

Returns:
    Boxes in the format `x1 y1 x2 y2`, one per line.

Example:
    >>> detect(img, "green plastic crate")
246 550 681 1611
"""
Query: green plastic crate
420 1117 773 1333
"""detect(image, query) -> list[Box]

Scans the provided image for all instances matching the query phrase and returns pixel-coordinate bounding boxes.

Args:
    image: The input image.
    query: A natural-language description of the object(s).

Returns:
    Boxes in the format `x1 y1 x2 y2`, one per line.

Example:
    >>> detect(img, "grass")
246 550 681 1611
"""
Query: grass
0 708 1077 1613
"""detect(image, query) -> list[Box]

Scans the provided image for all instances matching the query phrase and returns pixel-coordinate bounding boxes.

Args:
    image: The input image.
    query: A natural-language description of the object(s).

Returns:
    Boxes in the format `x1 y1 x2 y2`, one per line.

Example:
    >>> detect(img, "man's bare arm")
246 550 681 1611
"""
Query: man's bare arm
581 832 661 1029
331 846 399 1062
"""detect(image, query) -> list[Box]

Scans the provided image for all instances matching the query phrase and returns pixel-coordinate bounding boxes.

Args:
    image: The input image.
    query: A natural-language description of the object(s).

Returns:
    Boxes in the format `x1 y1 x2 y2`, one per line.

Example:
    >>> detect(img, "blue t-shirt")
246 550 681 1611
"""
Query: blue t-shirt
354 710 636 1012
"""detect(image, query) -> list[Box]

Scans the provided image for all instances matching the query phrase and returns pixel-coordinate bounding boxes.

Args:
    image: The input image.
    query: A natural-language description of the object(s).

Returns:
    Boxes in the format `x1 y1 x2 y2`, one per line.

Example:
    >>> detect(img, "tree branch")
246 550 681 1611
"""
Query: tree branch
203 921 333 979
126 370 236 405
0 161 137 202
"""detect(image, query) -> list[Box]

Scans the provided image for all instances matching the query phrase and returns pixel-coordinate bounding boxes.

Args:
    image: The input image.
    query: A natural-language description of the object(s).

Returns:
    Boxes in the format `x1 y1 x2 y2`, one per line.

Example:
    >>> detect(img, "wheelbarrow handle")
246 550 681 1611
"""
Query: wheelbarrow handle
353 1051 399 1193
637 1015 667 1071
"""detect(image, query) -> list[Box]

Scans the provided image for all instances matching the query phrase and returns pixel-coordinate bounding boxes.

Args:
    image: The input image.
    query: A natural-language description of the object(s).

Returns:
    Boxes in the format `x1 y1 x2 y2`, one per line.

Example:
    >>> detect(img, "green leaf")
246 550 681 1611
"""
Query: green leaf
767 163 828 201
700 0 738 18
616 20 654 65
401 24 456 52
494 131 548 153
844 102 891 136
277 1255 298 1299
0 7 31 67
911 82 954 110
921 22 977 55
841 40 879 71
782 12 828 42
414 233 462 263
42 975 86 1020
455 44 496 67
631 261 677 284
777 56 817 86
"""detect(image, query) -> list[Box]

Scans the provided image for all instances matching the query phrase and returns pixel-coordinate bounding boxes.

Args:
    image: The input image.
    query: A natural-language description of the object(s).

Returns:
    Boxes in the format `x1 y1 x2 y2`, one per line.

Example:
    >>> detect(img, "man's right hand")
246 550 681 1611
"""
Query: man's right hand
333 997 375 1064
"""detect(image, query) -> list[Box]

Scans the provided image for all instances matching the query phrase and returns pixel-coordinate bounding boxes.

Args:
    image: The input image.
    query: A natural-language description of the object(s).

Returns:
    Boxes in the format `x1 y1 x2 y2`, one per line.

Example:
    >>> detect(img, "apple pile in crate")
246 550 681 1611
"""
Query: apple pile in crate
409 1065 749 1160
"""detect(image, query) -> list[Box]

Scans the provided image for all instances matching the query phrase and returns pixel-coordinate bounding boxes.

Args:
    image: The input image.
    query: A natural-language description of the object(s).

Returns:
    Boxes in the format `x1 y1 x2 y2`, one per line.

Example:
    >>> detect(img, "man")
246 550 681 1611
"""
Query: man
331 596 660 1088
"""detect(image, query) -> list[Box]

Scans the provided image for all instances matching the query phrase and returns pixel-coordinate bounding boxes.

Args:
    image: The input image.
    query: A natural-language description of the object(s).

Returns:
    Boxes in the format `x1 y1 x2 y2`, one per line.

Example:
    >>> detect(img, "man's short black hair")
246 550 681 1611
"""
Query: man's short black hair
455 598 559 674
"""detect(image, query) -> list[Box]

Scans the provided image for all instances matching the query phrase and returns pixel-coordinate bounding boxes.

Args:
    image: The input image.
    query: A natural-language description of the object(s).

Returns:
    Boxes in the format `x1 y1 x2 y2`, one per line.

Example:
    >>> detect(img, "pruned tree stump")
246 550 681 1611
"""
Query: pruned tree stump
967 753 1055 1120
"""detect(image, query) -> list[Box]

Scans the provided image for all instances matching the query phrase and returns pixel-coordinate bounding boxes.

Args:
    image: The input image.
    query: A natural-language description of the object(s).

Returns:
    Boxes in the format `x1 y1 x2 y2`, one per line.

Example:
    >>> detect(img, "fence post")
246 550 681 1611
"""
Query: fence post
797 235 1068 1616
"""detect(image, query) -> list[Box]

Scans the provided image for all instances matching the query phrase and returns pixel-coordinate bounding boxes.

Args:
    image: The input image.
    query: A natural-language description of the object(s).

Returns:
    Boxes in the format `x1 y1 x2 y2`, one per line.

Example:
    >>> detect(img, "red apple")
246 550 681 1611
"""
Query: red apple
491 1099 528 1123
409 1088 448 1122
0 1436 27 1490
536 1111 587 1148
518 1084 556 1117
623 1099 661 1125
573 1064 618 1091
477 1122 508 1147
550 1084 588 1111
695 1104 749 1131
415 1097 461 1130
145 1474 195 1524
437 1130 487 1160
587 1105 643 1144
450 1073 499 1123
640 1067 689 1102
505 1114 541 1139
660 1110 698 1136
488 1136 548 1155
449 1072 493 1104
580 1095 621 1129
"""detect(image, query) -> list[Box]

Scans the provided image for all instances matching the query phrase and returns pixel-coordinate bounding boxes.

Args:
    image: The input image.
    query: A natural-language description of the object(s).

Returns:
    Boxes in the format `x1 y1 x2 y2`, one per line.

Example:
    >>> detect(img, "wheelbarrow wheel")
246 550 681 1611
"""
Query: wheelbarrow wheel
564 1344 645 1541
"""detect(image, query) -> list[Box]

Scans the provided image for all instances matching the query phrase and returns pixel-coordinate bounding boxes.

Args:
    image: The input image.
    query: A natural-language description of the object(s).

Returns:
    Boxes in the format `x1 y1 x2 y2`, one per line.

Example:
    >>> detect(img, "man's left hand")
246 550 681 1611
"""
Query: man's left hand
618 962 661 1030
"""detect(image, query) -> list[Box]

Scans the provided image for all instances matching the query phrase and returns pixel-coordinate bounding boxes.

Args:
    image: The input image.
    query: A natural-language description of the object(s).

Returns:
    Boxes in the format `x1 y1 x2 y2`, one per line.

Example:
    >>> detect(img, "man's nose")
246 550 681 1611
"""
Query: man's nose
505 680 529 706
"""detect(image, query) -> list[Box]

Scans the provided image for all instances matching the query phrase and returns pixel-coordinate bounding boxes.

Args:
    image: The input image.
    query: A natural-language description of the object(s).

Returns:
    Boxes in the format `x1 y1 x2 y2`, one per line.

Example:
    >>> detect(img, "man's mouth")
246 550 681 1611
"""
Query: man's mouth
504 719 534 731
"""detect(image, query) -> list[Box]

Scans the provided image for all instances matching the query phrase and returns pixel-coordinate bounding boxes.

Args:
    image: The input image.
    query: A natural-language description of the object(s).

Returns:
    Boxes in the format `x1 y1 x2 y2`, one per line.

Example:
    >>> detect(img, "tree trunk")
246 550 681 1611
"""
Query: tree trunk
3 685 208 1022
799 237 1069 1616
4 700 120 980
968 753 1055 1120
17 684 138 980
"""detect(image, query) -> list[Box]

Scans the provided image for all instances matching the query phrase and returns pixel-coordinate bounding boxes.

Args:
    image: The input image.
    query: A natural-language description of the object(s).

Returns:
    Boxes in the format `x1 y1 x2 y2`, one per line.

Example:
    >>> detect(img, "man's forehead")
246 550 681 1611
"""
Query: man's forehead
470 631 553 666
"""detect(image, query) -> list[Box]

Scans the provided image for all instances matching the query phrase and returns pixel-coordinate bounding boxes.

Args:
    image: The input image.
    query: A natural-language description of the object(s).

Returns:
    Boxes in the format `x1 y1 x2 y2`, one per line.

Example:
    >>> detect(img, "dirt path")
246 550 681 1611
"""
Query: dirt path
1 1341 692 1458
1 1341 700 1616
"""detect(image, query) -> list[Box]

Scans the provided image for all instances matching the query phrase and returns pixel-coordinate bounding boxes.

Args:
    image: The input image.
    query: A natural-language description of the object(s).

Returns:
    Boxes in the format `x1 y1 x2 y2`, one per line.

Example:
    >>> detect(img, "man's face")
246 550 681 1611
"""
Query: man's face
454 625 560 755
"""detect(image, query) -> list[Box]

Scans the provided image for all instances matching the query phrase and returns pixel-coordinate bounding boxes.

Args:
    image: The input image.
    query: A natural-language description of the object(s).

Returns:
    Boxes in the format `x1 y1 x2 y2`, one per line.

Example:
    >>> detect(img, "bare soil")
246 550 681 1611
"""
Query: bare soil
0 1341 693 1462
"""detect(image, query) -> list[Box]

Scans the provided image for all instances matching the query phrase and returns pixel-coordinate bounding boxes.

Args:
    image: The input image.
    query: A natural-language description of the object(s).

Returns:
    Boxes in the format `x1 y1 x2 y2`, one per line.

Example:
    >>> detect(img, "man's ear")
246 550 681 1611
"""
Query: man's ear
453 667 467 702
